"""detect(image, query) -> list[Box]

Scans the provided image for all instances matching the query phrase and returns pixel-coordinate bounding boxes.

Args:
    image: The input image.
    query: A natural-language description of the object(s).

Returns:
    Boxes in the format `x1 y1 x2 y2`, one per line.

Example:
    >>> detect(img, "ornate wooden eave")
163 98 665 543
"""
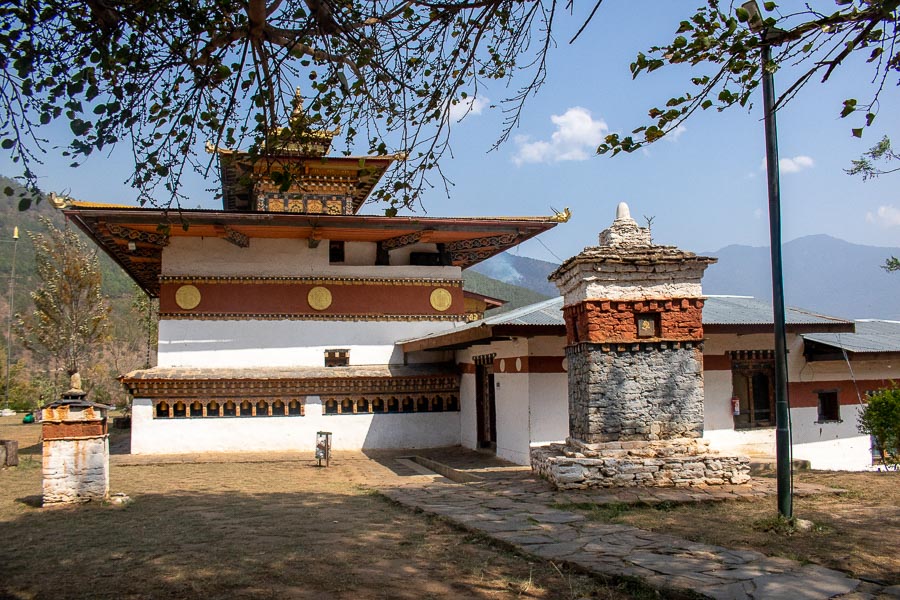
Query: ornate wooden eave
62 204 563 297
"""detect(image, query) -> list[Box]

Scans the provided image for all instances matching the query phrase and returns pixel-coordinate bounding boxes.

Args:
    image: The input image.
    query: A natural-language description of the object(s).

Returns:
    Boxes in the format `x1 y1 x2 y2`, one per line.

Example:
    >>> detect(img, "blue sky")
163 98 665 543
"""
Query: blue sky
2 1 898 263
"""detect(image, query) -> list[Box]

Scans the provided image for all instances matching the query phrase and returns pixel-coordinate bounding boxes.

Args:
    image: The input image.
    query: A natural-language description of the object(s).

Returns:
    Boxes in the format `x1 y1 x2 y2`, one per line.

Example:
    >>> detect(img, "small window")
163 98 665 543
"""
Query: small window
189 401 203 418
817 391 840 422
329 240 345 263
325 349 350 367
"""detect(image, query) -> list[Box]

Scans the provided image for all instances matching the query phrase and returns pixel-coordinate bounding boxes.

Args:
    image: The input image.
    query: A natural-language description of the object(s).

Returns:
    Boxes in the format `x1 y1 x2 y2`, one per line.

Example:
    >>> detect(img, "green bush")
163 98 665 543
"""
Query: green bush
858 383 900 470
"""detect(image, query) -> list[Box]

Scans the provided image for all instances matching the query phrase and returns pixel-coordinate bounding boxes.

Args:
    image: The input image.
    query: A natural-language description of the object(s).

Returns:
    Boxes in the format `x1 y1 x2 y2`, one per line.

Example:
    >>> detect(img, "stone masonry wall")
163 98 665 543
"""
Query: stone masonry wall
531 439 750 489
42 436 109 504
567 342 704 443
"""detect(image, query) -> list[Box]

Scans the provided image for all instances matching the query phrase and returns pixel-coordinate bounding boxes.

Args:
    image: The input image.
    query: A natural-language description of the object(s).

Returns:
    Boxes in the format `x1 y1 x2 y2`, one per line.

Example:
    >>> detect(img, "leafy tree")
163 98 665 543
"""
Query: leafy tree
599 1 900 155
16 217 110 381
844 136 899 272
847 135 899 180
2 2 897 205
883 257 900 272
858 384 900 469
0 0 560 211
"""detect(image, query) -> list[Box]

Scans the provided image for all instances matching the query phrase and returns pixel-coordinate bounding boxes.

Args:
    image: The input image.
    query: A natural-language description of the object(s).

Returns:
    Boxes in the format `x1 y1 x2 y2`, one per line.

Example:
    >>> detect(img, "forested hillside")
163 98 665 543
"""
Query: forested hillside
0 176 155 411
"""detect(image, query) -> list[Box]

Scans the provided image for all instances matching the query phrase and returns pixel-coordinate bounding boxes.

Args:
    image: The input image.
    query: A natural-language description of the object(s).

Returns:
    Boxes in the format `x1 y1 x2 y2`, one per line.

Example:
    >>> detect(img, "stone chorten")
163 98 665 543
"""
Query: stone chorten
42 373 112 505
530 203 750 489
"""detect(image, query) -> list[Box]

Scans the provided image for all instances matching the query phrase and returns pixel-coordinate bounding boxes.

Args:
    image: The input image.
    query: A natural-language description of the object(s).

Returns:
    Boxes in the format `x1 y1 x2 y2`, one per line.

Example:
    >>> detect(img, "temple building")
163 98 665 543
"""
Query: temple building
61 93 566 454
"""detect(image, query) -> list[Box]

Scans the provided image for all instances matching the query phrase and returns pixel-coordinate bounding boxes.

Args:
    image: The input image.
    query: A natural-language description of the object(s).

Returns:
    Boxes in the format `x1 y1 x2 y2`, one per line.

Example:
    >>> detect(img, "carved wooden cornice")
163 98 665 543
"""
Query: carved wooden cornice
124 373 460 399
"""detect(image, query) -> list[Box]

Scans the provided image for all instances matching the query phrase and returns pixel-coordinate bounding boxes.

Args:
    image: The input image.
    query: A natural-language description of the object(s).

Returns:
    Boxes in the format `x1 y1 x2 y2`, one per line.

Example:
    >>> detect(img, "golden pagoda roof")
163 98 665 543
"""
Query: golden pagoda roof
207 87 404 214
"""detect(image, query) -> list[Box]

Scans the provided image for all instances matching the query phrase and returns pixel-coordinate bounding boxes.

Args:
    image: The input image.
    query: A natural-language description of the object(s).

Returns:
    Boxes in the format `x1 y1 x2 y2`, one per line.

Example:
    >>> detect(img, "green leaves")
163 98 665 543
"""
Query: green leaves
840 99 857 118
601 0 896 157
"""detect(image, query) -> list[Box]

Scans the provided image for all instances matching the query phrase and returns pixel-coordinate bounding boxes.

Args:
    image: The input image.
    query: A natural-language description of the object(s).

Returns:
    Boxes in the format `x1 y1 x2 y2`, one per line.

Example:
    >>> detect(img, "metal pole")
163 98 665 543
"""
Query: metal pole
4 227 19 411
760 40 793 518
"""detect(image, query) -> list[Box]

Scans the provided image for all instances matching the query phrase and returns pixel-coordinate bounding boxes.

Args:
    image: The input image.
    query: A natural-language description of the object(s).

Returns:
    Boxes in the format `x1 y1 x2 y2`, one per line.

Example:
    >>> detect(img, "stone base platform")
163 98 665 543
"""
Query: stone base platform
531 437 750 490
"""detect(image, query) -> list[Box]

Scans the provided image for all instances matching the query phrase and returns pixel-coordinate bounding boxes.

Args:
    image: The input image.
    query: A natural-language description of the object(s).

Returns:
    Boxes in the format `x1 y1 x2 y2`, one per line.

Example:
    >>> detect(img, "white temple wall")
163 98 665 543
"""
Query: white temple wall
790 405 872 470
459 372 477 451
161 237 461 279
528 373 568 450
344 241 377 266
493 370 530 464
130 396 460 454
158 319 458 368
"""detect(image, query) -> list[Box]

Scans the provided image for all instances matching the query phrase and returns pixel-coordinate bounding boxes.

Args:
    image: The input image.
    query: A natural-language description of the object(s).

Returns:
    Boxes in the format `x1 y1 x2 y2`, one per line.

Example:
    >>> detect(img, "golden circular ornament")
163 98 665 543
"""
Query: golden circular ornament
430 288 453 312
307 286 333 311
175 285 201 310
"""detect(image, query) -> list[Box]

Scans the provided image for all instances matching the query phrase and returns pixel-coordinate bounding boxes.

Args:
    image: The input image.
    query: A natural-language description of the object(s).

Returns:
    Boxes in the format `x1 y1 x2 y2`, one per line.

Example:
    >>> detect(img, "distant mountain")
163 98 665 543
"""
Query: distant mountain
703 234 899 320
468 235 900 320
463 270 550 315
0 176 137 309
469 253 559 297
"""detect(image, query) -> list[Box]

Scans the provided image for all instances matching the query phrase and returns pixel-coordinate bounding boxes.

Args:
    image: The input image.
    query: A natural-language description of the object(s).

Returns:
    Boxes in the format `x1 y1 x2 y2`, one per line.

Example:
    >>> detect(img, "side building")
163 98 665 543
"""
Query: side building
403 296 898 470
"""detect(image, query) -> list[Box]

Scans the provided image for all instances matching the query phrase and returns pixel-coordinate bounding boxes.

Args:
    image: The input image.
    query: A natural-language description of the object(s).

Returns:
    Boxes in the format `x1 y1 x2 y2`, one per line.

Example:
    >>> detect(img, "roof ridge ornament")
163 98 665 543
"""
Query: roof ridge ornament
549 206 571 223
49 192 71 209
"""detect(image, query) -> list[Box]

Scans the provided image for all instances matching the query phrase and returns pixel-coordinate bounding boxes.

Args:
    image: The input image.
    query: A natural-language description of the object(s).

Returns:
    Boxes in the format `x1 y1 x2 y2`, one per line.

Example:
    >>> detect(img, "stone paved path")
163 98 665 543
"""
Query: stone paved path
376 452 886 600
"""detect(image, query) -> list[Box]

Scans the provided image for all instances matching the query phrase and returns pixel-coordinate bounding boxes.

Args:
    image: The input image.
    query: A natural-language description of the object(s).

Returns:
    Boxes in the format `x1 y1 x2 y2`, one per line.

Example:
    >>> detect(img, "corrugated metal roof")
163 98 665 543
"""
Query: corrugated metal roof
476 295 851 328
803 320 900 353
702 295 850 326
400 295 853 348
481 296 564 326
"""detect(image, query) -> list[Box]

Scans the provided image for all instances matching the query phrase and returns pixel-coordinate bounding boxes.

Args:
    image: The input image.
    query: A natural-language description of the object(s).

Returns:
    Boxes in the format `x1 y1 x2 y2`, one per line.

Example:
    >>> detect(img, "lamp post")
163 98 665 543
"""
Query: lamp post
742 0 792 518
4 226 19 412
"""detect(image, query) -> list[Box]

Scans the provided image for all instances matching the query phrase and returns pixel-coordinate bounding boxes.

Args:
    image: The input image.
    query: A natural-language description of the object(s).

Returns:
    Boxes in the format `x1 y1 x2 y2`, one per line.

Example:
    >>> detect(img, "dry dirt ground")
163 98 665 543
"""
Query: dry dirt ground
3 418 898 597
0 418 642 600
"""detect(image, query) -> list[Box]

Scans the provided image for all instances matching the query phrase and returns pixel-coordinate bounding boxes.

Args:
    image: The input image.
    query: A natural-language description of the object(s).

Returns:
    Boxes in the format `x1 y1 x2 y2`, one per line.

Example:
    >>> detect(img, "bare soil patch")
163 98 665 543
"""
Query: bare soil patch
0 418 640 600
560 470 900 586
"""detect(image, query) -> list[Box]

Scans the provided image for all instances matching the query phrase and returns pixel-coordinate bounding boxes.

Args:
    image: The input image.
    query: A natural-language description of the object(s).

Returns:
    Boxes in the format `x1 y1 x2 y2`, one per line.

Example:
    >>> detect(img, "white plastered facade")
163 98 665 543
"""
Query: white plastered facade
131 396 460 453
456 335 568 465
131 237 467 454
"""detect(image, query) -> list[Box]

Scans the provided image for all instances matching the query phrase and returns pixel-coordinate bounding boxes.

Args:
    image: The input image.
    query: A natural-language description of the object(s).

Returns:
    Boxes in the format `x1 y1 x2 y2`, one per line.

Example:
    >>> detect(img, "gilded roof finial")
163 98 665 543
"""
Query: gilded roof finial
290 86 304 121
549 206 571 223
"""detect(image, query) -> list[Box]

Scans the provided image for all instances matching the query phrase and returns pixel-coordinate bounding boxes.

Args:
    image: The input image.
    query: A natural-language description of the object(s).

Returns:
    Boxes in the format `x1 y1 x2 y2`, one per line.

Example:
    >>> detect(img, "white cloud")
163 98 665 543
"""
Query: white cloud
663 124 687 143
754 208 764 219
759 155 815 173
865 205 900 227
512 107 608 166
446 95 489 122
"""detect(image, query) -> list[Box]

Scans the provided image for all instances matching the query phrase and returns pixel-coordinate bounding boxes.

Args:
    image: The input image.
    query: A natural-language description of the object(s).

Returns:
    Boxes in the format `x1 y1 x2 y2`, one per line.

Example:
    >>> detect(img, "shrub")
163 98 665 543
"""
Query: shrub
858 384 900 470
